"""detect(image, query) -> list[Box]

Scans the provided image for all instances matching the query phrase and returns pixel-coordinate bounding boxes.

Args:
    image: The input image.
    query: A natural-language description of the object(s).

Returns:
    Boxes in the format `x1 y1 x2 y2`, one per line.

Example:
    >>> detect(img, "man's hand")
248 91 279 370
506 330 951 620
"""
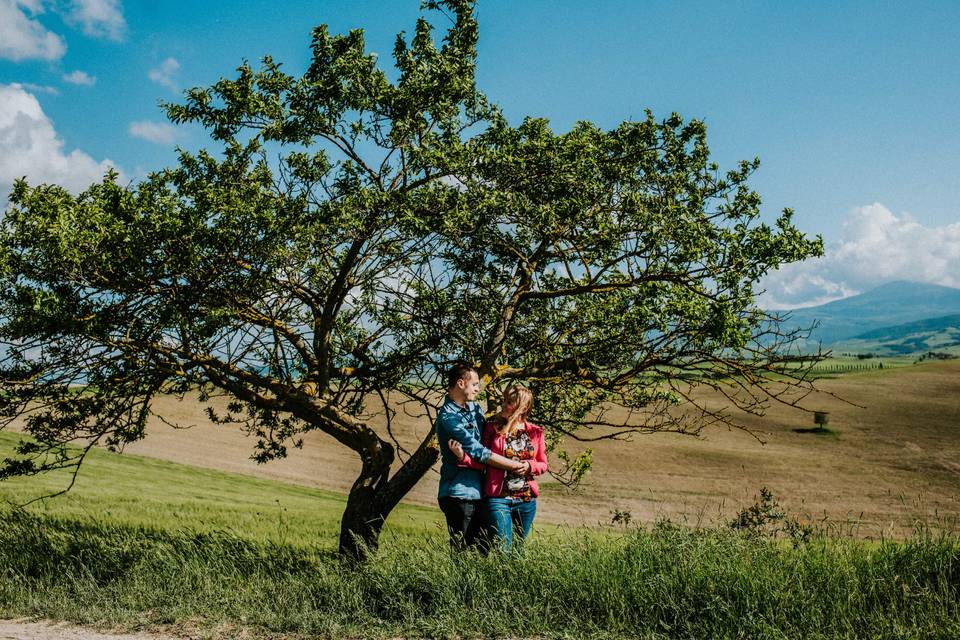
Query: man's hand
487 452 529 472
510 460 528 475
447 438 465 461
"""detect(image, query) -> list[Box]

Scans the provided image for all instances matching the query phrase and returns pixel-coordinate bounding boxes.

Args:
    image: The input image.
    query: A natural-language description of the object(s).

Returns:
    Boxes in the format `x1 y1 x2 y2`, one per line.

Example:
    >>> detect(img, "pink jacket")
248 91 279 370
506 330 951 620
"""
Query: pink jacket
459 420 549 498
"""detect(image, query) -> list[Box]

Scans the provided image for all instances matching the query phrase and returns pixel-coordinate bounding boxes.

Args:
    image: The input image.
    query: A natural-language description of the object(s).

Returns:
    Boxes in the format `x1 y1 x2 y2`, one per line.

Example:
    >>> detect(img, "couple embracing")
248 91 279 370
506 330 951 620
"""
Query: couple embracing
434 363 548 552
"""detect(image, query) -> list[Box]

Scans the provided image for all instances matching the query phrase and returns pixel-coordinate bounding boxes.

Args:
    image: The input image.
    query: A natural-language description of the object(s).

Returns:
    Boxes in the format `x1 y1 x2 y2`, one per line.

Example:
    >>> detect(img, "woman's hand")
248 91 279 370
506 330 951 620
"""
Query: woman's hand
447 438 465 461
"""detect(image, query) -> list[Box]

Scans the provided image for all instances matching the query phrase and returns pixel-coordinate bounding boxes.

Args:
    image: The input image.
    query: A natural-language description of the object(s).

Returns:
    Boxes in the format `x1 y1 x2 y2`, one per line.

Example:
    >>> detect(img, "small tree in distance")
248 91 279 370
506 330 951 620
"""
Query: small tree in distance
0 0 823 559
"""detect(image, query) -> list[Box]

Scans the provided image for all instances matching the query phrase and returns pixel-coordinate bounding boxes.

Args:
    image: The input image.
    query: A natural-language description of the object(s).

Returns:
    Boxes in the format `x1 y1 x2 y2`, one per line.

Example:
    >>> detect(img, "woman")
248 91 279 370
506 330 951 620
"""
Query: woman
448 385 548 551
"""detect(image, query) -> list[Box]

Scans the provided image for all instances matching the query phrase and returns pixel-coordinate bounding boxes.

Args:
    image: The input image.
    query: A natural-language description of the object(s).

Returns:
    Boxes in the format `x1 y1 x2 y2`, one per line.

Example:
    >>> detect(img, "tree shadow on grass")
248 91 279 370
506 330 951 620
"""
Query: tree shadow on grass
792 427 839 438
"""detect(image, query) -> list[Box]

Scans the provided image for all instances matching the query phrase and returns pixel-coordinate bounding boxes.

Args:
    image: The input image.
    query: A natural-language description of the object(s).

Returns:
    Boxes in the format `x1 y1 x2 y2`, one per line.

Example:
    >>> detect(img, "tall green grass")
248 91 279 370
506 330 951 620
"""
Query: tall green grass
1 512 958 639
1 432 958 638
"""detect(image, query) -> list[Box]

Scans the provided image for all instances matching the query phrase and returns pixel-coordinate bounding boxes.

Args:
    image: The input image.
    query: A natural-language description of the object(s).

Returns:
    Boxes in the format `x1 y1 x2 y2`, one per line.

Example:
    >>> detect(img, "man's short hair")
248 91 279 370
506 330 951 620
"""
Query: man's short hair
446 362 476 389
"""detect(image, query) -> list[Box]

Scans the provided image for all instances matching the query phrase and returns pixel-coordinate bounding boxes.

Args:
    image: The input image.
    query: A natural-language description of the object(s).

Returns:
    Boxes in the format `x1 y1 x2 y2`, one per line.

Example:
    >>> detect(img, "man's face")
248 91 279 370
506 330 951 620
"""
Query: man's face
459 371 481 402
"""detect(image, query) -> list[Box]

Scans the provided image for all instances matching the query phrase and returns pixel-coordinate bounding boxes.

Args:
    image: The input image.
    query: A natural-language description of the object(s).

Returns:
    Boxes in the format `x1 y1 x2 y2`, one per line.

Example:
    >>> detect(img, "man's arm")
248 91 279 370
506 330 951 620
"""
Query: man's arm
469 404 525 471
439 412 492 463
441 412 524 472
452 440 525 472
485 452 526 471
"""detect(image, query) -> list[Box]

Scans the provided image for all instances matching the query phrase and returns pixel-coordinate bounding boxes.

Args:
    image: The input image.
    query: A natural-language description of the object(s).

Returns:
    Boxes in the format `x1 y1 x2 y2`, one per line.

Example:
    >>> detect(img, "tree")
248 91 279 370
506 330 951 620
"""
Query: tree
0 1 823 559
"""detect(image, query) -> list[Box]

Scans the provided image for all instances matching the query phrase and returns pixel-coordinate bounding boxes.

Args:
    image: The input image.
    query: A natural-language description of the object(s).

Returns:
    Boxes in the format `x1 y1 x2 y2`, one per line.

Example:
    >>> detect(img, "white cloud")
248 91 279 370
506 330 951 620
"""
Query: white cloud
0 0 66 61
128 120 178 145
148 57 180 93
0 83 121 205
0 0 125 63
760 203 960 309
62 0 126 41
62 69 96 86
17 81 59 95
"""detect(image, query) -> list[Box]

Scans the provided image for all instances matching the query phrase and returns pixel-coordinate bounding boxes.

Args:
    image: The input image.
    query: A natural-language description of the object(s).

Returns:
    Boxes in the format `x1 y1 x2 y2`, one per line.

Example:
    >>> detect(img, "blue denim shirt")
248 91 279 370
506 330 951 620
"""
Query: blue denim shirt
435 395 492 500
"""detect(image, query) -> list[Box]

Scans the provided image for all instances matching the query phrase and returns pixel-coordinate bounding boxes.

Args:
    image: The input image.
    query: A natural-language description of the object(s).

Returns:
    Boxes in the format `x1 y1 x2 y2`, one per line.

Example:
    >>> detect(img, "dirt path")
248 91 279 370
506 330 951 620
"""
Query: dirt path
0 620 171 640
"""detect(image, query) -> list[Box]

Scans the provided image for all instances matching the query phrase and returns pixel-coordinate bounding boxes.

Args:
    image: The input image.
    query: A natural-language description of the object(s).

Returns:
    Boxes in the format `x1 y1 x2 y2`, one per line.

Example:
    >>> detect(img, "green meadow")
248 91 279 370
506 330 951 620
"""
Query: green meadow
0 431 439 548
1 431 959 639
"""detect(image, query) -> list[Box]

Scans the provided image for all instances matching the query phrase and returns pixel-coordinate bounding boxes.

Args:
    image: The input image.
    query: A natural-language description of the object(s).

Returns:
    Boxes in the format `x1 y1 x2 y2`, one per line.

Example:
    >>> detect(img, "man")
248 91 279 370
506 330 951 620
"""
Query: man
435 362 526 549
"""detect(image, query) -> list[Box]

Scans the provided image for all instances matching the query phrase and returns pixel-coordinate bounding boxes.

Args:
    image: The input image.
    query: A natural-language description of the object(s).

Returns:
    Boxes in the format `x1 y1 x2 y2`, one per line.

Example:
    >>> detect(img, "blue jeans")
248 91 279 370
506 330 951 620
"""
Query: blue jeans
486 497 537 552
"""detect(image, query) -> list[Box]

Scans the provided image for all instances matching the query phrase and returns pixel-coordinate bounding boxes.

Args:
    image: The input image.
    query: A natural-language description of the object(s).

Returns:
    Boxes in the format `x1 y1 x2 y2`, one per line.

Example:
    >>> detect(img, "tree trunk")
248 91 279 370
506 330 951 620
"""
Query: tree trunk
339 486 389 560
337 431 441 560
338 438 393 560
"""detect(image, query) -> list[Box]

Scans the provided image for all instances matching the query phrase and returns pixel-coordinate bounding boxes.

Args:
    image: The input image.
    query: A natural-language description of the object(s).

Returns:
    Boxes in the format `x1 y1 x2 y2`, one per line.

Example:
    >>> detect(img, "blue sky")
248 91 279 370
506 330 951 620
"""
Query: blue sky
2 0 958 308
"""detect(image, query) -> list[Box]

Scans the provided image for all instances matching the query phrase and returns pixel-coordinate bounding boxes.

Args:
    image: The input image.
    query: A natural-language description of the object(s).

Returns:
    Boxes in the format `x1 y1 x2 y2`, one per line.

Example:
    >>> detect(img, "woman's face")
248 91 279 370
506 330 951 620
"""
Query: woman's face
501 400 517 416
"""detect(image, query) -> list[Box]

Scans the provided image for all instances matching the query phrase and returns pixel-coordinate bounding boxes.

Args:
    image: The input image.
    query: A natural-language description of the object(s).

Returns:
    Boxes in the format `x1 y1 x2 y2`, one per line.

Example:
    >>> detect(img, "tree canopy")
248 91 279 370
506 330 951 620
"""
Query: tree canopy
0 0 823 558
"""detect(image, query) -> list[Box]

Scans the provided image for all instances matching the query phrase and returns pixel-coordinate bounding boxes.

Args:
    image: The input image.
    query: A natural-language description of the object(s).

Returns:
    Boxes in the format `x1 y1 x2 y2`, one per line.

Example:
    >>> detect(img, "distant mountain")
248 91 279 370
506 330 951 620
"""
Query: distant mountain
834 314 960 355
850 313 960 342
778 281 960 347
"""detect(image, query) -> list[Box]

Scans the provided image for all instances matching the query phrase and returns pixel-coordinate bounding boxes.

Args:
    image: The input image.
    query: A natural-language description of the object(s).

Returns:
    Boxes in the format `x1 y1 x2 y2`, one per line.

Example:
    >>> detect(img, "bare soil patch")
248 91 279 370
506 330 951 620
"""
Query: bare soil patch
0 620 170 640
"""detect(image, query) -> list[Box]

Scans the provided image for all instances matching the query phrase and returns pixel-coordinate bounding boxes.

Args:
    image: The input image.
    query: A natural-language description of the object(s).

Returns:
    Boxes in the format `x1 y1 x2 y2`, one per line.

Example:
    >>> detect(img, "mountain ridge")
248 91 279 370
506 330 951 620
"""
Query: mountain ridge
776 280 960 347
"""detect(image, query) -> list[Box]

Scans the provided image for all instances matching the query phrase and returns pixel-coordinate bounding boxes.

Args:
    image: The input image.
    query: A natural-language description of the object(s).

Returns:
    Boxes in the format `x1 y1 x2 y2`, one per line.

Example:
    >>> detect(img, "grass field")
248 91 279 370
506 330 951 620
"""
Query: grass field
11 358 948 539
0 431 440 549
2 360 959 637
1 430 959 639
807 353 919 374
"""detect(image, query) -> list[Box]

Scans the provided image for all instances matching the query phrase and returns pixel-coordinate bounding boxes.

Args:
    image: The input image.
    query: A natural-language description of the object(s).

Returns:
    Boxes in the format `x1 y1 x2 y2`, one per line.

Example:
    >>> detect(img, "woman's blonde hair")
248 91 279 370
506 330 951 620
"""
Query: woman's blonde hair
496 385 534 437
